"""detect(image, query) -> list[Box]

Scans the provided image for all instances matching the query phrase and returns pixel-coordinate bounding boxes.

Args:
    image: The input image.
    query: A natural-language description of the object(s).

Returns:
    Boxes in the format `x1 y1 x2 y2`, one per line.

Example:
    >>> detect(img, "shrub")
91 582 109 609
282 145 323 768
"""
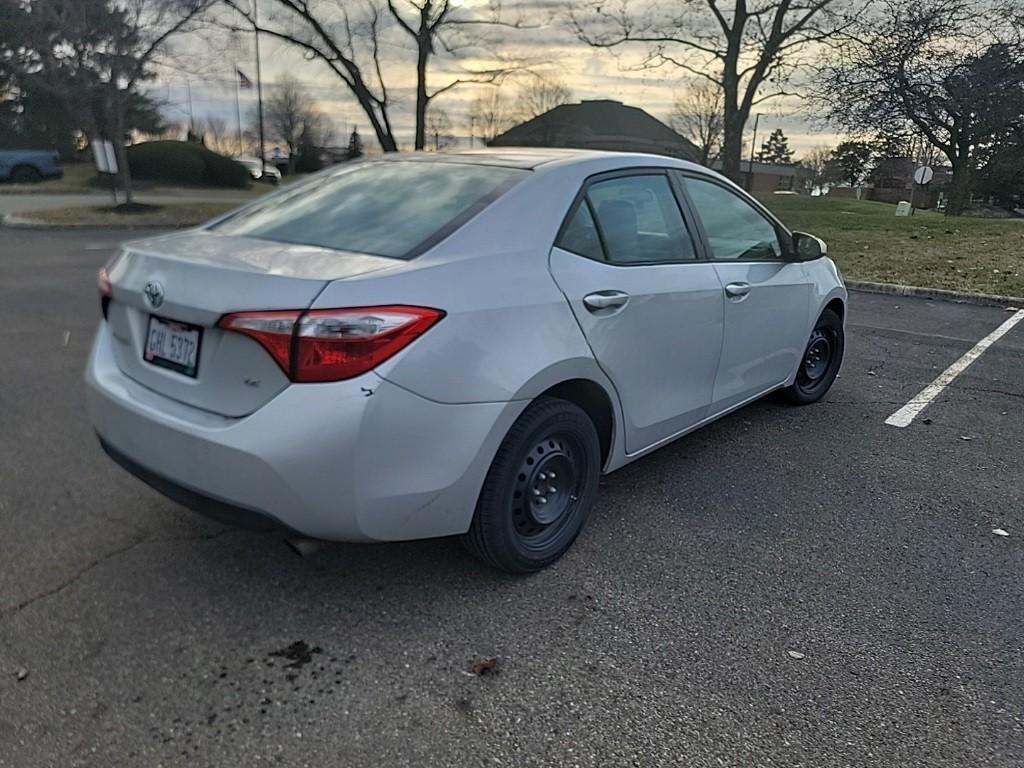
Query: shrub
199 148 250 188
296 151 323 174
126 141 249 188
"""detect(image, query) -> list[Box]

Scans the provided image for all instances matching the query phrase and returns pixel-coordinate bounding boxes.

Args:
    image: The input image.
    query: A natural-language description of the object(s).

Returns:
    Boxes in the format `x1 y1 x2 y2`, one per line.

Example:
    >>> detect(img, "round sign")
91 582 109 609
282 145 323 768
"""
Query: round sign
914 166 934 185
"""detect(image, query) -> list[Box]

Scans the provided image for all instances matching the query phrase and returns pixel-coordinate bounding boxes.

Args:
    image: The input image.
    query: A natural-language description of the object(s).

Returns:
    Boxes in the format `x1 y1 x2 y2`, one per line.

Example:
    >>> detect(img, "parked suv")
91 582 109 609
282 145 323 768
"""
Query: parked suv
0 149 63 183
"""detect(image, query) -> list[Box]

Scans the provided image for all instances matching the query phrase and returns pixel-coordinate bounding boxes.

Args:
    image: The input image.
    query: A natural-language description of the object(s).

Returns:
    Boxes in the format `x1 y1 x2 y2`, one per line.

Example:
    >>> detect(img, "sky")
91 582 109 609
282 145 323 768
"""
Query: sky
152 0 841 158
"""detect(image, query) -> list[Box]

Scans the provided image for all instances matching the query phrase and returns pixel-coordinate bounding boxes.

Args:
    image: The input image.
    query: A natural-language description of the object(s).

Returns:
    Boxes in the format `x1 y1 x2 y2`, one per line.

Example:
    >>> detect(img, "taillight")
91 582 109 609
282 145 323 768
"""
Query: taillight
98 267 112 318
218 306 444 382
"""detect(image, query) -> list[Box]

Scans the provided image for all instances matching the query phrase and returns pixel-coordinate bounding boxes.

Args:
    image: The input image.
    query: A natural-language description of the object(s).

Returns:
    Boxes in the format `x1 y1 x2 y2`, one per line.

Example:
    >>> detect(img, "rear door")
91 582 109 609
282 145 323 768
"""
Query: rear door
548 170 724 454
677 173 810 411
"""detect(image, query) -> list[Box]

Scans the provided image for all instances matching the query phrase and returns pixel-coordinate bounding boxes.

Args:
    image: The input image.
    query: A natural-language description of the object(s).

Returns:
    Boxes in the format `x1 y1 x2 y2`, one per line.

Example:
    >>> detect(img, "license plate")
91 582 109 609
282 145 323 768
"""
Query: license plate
144 315 202 378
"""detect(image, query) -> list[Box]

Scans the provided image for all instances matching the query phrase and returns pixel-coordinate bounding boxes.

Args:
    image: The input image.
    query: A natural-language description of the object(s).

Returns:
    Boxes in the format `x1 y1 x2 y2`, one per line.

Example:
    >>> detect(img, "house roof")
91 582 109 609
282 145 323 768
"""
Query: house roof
490 100 701 162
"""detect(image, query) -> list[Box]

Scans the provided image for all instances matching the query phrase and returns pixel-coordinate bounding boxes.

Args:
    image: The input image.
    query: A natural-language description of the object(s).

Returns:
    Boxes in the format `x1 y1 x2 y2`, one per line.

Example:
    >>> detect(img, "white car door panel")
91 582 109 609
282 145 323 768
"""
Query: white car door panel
681 174 813 410
549 172 725 454
711 261 810 408
550 248 724 452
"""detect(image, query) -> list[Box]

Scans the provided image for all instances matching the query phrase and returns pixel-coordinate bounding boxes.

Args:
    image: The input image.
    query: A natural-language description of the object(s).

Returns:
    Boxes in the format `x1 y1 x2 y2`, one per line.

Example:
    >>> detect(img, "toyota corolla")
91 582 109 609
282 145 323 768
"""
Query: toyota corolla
86 149 846 572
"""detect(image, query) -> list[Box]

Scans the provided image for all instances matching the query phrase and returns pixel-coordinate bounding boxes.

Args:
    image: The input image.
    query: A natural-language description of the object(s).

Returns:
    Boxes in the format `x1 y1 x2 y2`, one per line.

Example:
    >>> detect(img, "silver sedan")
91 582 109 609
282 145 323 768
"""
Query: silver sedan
86 149 846 572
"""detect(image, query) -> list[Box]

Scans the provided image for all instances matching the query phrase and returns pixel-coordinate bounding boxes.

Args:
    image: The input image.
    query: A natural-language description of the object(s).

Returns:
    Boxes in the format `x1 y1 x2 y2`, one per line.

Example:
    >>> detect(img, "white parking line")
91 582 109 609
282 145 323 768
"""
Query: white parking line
885 309 1024 428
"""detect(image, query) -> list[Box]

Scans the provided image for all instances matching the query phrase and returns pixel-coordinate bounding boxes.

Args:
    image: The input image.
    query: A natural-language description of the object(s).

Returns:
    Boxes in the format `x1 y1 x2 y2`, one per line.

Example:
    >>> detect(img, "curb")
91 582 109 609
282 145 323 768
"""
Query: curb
0 214 196 230
846 280 1024 309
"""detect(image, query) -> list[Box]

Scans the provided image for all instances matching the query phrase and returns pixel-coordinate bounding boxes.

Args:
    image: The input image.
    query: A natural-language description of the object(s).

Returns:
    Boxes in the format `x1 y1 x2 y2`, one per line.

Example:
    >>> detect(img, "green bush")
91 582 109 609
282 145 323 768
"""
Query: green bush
126 141 249 188
199 148 250 188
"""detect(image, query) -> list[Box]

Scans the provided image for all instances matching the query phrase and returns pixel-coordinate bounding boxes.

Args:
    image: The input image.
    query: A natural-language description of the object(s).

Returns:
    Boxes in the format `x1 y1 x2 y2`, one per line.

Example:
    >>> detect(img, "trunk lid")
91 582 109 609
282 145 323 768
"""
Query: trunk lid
104 231 400 416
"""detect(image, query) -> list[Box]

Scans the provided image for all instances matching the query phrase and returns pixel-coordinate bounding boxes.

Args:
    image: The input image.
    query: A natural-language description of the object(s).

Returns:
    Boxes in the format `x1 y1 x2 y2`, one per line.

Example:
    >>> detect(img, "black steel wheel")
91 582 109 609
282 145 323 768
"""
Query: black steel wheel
462 397 600 573
784 308 844 404
11 165 42 184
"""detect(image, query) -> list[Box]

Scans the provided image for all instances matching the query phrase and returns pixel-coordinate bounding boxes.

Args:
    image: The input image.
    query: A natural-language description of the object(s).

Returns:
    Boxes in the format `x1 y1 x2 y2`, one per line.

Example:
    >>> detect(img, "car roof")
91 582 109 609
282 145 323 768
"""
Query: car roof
373 148 709 173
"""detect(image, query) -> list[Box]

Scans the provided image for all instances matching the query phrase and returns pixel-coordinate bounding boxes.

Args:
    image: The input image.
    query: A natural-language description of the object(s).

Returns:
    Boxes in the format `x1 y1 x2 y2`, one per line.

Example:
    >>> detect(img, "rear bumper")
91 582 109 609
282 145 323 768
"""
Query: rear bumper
99 438 290 532
85 323 523 542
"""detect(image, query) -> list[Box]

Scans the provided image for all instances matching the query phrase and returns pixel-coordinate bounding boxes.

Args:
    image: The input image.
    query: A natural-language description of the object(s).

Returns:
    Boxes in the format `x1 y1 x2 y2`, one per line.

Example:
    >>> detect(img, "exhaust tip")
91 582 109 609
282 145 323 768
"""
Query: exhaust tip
285 537 324 557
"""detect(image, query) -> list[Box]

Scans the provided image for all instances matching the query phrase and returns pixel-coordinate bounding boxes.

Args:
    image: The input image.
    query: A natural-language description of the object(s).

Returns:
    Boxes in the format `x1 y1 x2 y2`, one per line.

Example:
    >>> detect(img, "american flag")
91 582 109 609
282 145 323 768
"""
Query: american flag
237 69 253 89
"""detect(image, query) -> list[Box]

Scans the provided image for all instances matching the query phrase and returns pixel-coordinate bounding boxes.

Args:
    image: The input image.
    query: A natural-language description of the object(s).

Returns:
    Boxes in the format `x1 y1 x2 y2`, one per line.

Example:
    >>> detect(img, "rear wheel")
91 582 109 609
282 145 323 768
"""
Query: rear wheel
462 397 600 573
783 308 844 404
11 165 42 184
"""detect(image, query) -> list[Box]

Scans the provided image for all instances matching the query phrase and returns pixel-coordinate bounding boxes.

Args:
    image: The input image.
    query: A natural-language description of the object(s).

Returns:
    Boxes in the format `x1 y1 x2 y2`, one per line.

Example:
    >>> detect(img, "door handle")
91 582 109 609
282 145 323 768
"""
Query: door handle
583 291 630 312
724 282 751 298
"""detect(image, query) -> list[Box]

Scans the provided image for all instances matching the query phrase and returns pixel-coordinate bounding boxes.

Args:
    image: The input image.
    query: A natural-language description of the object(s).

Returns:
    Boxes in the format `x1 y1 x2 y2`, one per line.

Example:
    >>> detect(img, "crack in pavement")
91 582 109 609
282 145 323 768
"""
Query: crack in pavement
848 322 996 345
0 527 241 621
957 386 1024 400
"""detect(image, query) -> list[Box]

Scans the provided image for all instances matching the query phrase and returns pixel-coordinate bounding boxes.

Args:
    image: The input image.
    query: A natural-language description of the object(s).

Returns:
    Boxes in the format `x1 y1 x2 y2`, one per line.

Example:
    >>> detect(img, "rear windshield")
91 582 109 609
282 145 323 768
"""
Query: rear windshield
210 160 527 259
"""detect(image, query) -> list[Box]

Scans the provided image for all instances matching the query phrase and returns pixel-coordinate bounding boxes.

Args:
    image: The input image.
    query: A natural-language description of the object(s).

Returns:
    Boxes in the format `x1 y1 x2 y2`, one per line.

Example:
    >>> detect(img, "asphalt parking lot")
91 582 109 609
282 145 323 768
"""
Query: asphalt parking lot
1 228 1022 767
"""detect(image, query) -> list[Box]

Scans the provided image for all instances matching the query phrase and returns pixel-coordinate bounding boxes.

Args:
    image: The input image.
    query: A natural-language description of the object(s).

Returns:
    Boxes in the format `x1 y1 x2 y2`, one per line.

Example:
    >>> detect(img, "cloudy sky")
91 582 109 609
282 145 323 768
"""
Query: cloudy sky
155 0 838 157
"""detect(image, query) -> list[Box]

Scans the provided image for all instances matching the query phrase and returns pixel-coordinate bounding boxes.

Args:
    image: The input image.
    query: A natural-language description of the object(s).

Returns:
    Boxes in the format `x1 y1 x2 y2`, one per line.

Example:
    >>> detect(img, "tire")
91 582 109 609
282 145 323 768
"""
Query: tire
11 165 43 184
462 397 601 573
783 308 844 405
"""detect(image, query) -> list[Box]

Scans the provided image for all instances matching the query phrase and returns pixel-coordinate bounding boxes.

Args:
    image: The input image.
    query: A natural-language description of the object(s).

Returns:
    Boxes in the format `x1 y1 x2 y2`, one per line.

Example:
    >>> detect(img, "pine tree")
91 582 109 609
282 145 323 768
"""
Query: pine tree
757 129 794 164
346 127 363 160
832 140 874 186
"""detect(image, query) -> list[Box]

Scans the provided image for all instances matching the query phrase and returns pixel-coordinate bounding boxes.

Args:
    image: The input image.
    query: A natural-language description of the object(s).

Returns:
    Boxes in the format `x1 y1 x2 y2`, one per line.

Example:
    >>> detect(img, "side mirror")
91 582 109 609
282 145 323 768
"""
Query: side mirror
792 231 827 261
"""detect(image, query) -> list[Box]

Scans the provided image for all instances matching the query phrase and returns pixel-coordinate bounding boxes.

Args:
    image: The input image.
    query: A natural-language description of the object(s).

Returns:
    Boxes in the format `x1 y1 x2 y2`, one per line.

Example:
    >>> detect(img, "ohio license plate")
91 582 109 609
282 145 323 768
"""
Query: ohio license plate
144 315 202 377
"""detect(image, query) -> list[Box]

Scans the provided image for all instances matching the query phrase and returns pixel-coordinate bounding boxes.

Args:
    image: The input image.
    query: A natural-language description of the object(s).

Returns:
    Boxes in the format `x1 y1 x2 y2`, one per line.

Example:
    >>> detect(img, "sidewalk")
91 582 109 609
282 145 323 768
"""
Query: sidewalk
0 189 258 216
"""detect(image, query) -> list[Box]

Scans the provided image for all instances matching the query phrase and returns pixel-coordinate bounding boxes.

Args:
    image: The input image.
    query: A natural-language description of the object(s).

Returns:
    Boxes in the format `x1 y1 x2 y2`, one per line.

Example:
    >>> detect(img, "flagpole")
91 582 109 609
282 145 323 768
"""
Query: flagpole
253 0 266 175
233 64 243 156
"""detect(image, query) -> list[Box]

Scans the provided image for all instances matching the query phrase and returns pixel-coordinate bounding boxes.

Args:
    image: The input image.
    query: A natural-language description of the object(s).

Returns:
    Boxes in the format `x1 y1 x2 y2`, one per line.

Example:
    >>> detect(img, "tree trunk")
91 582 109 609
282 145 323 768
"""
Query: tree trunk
352 92 396 152
945 159 971 216
342 63 397 152
719 72 745 183
110 87 133 206
720 110 745 183
368 108 398 153
414 39 429 151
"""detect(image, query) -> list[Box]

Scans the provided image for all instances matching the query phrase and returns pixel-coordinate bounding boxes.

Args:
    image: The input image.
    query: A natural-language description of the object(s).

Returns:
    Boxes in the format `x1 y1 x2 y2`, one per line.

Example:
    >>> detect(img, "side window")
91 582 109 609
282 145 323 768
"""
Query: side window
586 174 696 264
588 175 696 264
684 177 783 260
556 201 605 261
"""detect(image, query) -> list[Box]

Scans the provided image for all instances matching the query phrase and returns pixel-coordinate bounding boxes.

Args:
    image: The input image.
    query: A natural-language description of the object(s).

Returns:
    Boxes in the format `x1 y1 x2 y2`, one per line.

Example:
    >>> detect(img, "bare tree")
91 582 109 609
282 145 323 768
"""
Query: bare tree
197 115 233 153
467 88 515 144
222 1 530 153
425 106 454 151
800 145 835 191
221 0 398 152
515 75 572 120
386 0 530 150
264 74 318 171
814 0 1024 214
669 81 724 164
571 0 863 183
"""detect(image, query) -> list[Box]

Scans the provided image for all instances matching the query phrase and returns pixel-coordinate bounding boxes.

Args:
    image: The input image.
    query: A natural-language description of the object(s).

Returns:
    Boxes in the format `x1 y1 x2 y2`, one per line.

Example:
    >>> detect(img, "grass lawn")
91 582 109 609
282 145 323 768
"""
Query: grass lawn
758 194 1024 298
14 201 238 227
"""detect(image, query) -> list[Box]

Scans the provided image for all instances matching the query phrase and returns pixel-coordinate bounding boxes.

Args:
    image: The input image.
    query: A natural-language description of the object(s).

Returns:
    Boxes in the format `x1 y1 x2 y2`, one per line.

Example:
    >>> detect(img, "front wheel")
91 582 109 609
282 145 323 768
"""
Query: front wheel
462 397 601 573
783 308 844 404
11 165 43 184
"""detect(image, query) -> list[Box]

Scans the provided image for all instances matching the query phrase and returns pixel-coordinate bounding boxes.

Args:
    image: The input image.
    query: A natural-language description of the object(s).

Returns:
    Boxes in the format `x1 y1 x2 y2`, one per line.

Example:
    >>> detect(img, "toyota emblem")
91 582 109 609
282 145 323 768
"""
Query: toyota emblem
143 280 165 309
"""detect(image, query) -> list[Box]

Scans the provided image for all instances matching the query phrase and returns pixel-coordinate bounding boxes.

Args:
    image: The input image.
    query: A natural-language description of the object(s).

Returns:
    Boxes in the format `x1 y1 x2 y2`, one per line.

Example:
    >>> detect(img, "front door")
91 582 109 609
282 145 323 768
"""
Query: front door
679 174 811 410
548 171 724 454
